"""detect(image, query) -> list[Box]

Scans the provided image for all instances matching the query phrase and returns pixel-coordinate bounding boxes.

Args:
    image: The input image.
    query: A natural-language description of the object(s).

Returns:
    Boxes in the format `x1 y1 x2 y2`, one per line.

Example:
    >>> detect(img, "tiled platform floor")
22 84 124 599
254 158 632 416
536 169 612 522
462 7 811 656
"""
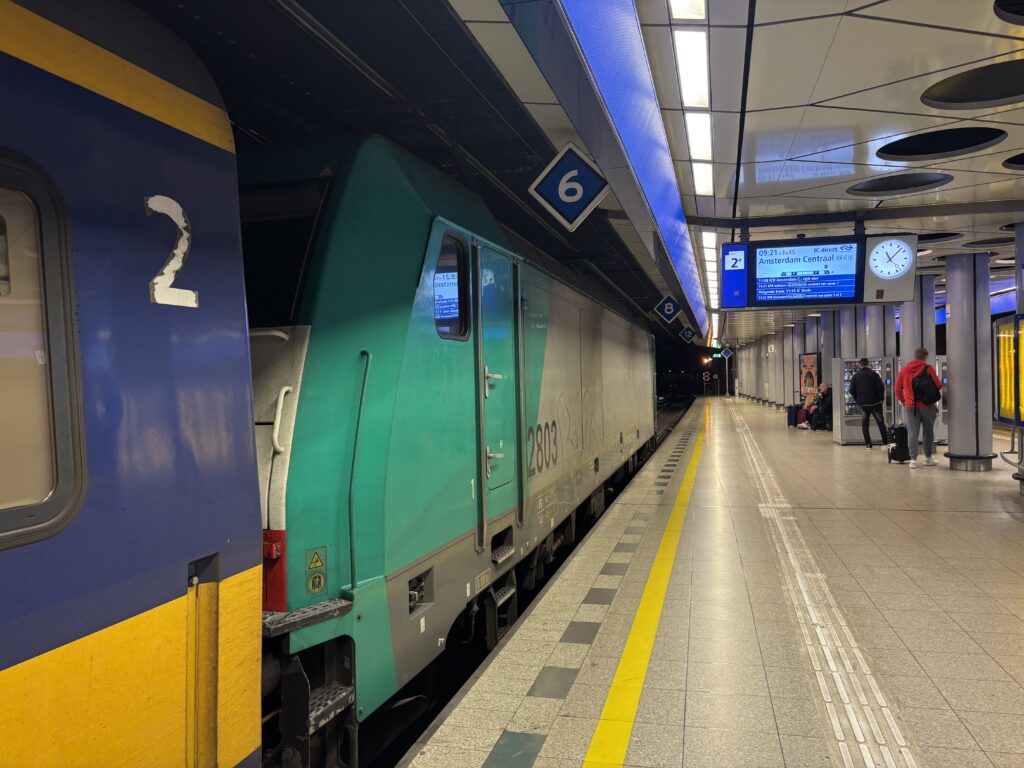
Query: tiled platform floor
401 398 1024 768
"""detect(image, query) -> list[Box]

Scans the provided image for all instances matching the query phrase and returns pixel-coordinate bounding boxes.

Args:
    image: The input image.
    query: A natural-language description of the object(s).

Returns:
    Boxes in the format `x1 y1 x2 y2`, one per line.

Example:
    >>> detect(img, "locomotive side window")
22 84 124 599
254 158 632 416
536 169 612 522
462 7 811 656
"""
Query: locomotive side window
434 234 468 340
0 190 55 509
0 161 82 549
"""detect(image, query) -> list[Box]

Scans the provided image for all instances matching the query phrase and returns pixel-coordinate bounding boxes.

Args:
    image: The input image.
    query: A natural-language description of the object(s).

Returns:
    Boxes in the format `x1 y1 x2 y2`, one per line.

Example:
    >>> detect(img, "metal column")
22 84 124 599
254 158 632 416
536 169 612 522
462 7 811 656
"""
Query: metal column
855 306 868 358
946 253 995 471
772 332 785 406
899 275 936 356
819 310 838 366
882 304 898 357
838 307 857 358
783 328 795 407
864 304 884 357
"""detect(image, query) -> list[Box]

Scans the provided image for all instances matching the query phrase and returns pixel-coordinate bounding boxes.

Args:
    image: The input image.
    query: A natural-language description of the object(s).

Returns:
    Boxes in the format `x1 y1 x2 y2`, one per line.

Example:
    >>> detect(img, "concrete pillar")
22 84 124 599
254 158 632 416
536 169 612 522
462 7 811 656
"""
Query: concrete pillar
882 304 898 357
900 275 936 359
864 304 885 357
804 316 818 355
773 332 785 406
946 253 994 471
838 307 857 358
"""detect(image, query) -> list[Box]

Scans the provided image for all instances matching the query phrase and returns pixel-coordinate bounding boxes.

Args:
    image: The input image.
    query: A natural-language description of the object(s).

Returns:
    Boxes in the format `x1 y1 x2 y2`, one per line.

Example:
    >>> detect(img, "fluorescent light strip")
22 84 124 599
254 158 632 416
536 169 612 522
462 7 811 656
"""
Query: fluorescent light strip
685 112 713 161
674 29 709 109
692 162 714 196
702 231 716 249
670 0 706 20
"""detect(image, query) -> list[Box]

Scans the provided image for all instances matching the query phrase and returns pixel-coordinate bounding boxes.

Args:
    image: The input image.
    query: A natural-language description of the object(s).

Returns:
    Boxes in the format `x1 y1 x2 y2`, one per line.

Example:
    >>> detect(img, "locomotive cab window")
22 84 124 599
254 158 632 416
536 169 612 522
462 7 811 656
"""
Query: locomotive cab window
0 161 81 547
434 234 468 340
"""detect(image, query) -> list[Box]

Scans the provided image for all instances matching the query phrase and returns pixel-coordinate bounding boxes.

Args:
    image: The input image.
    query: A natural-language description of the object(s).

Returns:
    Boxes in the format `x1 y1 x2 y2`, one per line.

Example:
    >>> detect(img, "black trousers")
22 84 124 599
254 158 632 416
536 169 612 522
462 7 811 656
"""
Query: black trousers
861 403 886 447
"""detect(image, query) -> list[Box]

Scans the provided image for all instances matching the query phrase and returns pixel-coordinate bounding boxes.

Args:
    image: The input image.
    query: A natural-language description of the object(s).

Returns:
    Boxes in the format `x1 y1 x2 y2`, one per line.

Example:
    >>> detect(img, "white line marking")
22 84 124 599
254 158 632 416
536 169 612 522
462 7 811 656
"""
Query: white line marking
727 403 922 768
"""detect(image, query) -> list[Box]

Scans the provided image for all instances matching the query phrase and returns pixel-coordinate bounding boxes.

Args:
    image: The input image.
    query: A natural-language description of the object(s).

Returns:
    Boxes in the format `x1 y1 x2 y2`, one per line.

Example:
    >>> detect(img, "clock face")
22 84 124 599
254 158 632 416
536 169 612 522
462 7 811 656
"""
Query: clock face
869 238 914 280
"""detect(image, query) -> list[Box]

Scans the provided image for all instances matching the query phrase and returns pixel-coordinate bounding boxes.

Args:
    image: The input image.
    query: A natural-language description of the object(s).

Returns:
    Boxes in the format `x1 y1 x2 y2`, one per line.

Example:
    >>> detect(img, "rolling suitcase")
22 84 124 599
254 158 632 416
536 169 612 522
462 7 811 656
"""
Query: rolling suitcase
787 404 799 428
888 424 911 464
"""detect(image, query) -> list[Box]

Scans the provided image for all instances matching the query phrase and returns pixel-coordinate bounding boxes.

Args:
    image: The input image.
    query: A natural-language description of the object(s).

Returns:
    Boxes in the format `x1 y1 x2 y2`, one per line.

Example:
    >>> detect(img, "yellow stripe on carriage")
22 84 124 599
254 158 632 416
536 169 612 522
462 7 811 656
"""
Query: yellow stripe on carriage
0 0 235 153
0 565 261 767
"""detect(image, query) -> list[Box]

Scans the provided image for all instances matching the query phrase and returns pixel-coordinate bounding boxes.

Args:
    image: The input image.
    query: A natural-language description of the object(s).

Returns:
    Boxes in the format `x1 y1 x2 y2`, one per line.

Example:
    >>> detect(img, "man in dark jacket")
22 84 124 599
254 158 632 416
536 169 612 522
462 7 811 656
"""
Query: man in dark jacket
849 358 887 450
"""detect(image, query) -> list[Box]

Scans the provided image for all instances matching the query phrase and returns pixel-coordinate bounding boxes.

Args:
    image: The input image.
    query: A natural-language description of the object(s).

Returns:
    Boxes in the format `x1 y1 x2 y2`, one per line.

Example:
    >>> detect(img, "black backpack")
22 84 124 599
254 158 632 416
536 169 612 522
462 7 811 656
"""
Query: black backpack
911 365 940 406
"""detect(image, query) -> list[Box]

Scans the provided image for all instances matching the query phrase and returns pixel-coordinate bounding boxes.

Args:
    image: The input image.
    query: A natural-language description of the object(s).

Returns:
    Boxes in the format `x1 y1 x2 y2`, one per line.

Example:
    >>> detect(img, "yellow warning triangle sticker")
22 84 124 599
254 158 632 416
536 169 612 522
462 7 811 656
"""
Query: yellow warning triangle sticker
308 551 325 570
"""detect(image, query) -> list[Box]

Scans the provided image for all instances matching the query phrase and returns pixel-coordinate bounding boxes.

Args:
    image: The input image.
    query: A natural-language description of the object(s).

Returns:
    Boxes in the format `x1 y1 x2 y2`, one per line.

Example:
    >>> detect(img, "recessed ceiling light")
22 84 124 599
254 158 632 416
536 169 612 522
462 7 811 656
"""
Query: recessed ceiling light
962 236 1015 248
1003 152 1024 170
846 172 953 197
995 0 1024 25
670 0 706 20
995 258 1016 265
1000 223 1017 232
917 249 933 257
674 29 709 109
685 112 713 161
692 162 714 196
702 231 716 249
921 59 1024 110
876 127 1008 161
806 312 822 317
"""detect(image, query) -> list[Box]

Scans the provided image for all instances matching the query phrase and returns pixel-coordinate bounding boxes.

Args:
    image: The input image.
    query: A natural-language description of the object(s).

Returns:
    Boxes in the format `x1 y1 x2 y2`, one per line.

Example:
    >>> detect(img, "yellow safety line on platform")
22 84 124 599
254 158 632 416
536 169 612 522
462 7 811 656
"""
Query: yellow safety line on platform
582 402 708 767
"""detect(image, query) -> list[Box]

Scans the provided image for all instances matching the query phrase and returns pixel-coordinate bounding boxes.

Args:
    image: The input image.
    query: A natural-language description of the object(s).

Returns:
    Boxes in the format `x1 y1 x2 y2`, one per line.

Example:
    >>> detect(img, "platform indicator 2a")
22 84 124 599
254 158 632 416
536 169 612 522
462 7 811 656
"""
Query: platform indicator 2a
528 142 609 232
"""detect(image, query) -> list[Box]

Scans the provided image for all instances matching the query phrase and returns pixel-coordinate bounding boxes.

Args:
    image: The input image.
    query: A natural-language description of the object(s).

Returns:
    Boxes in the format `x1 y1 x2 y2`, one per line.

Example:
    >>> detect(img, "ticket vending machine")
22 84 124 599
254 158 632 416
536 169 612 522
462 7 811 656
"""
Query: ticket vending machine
831 357 897 444
894 355 948 445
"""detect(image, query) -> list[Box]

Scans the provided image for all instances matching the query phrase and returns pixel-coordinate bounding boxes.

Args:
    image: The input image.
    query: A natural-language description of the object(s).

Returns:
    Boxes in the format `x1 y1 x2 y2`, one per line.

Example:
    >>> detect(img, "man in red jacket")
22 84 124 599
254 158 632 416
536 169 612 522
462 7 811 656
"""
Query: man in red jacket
894 347 943 469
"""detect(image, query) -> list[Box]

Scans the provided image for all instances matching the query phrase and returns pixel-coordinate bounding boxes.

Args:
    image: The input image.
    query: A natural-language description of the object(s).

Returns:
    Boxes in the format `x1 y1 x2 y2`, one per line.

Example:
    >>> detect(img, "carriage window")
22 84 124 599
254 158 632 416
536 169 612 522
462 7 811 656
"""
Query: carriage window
0 188 55 510
434 235 468 340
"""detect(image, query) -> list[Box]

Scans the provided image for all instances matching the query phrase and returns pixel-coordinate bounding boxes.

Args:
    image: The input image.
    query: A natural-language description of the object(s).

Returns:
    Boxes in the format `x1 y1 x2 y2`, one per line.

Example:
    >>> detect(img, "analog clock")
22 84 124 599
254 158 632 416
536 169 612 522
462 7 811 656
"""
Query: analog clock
869 238 914 280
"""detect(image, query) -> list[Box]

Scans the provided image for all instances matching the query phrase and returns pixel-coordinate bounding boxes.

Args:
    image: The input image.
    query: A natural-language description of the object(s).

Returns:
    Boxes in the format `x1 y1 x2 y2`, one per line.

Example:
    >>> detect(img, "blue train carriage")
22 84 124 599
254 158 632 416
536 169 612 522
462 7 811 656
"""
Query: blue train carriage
242 134 657 764
0 0 262 766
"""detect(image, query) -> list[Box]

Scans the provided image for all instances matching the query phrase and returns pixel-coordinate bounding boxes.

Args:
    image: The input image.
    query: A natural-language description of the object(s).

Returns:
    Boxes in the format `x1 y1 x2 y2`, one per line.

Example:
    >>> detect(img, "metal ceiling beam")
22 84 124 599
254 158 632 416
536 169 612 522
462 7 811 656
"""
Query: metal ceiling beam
608 198 1024 231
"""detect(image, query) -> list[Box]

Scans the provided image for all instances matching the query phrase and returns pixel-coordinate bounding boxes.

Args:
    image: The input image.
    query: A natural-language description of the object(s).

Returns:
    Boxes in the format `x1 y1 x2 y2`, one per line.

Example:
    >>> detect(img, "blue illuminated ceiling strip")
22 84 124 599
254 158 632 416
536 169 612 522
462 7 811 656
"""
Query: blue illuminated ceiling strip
557 0 707 334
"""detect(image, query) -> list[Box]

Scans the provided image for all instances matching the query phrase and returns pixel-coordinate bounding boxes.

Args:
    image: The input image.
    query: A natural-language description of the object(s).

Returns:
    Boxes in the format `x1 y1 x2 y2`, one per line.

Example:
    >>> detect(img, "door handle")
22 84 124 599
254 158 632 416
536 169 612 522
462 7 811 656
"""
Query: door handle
484 366 503 398
485 446 505 477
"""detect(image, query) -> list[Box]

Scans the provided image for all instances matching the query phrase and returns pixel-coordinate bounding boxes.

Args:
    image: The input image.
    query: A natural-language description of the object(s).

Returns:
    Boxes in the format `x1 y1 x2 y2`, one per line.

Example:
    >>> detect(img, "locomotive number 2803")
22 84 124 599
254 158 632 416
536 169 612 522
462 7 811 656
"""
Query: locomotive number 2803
526 420 558 478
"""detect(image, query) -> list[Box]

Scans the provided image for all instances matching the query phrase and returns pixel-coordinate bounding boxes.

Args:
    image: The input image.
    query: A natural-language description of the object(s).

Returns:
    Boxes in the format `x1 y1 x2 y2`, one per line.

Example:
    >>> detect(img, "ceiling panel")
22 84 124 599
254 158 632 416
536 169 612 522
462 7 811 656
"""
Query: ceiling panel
712 111 741 164
922 145 1024 175
861 0 1024 38
447 0 507 22
756 0 849 24
643 24 683 110
746 17 844 110
662 109 691 160
708 26 747 112
821 50 1024 121
709 0 751 27
466 22 559 104
524 103 586 151
635 0 671 25
809 16 1024 104
785 107 955 163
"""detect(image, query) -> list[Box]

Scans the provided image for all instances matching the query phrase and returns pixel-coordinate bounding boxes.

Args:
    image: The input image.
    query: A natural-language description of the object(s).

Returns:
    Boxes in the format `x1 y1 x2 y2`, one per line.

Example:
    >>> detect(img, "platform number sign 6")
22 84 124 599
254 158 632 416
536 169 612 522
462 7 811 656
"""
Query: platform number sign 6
145 195 199 308
558 170 584 203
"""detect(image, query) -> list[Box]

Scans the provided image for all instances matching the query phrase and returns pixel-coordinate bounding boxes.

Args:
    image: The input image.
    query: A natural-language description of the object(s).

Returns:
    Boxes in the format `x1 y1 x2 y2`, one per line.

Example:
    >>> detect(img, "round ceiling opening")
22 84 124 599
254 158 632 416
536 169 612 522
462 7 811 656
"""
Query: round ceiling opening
918 232 962 243
962 236 1016 248
1001 223 1018 231
921 59 1024 110
876 127 1007 161
1003 152 1024 170
995 0 1024 25
846 172 953 197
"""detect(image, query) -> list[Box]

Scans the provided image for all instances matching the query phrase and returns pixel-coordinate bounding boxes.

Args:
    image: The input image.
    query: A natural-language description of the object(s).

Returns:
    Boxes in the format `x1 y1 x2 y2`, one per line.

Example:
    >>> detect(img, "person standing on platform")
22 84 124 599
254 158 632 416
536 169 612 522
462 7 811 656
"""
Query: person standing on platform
849 358 887 451
894 347 943 469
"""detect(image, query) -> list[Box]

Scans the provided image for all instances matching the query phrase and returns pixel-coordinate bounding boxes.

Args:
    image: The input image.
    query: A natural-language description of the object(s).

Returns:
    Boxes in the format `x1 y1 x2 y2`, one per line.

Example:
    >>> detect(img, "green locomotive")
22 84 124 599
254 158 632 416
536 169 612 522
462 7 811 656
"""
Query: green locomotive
245 135 655 765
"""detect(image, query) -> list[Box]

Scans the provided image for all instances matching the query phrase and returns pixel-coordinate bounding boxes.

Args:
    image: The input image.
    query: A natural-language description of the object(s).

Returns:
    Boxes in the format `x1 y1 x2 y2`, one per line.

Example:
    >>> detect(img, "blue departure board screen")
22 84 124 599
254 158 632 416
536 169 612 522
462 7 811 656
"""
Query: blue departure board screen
754 242 858 302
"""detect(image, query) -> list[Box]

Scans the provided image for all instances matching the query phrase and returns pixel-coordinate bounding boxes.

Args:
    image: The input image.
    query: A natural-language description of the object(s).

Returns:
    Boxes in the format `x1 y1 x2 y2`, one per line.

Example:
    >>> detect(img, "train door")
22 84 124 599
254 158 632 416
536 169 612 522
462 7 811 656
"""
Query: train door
475 243 519 508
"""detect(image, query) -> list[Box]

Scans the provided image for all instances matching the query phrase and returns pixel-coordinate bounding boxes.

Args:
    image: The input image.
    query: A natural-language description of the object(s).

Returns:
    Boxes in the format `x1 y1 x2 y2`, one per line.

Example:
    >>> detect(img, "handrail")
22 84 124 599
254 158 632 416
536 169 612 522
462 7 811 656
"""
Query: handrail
347 349 372 593
271 386 293 454
250 329 290 341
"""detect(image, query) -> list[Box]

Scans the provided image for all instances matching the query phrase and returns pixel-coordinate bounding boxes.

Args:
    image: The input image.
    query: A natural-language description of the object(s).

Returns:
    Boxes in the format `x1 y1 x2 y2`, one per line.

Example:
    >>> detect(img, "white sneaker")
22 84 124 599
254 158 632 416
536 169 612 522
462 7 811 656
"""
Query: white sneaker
865 445 874 451
909 460 919 469
924 456 937 467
